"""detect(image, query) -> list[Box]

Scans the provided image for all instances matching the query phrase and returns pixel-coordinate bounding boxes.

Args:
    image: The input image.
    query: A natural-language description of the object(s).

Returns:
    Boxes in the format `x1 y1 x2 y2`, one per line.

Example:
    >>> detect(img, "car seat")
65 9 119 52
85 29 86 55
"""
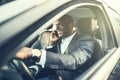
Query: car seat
31 30 51 50
76 17 102 64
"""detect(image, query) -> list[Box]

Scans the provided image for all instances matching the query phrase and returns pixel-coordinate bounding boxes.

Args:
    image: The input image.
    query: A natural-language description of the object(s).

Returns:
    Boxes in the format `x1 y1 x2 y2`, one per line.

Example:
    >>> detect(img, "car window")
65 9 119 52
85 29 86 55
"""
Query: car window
30 5 115 80
106 7 120 46
107 8 120 28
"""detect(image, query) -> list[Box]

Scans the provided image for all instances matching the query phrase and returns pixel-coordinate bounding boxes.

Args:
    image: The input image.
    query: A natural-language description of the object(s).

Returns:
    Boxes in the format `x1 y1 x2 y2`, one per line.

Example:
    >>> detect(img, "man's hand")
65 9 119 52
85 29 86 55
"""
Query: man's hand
49 30 63 45
16 47 32 59
16 47 42 60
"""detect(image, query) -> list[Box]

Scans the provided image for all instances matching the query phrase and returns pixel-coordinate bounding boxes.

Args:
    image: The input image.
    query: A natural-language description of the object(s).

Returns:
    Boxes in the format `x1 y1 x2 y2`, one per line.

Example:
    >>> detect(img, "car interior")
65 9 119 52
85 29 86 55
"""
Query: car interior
1 0 120 79
76 17 102 64
0 6 105 80
28 7 103 79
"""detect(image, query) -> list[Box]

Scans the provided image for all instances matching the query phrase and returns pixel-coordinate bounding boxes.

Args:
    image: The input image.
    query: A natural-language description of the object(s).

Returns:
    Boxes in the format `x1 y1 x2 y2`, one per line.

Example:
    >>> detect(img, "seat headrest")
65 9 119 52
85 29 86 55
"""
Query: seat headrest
76 18 97 35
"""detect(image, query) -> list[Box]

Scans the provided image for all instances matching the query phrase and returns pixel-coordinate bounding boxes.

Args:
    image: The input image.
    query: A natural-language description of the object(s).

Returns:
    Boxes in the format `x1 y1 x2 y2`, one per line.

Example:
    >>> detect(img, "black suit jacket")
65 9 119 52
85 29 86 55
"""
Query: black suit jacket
44 32 94 80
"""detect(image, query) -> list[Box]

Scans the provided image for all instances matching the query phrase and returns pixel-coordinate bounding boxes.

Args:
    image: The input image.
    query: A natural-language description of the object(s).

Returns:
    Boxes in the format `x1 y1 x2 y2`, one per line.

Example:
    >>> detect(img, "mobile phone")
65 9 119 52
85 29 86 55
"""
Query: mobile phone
54 31 59 38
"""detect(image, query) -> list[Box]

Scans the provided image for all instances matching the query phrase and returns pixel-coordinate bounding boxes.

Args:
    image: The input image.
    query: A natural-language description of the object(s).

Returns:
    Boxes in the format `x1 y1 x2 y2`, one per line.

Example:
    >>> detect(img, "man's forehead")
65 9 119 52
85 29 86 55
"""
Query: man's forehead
54 20 61 24
55 21 61 24
55 21 58 23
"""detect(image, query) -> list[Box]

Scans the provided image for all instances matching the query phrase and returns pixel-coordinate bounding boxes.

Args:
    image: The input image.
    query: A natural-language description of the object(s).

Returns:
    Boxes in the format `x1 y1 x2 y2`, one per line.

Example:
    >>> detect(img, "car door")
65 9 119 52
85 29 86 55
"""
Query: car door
105 5 120 80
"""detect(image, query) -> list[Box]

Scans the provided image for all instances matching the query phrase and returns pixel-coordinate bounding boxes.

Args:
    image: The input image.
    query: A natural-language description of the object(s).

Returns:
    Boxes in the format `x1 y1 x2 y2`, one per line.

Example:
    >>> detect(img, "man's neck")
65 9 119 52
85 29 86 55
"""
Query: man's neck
62 31 76 39
63 31 76 38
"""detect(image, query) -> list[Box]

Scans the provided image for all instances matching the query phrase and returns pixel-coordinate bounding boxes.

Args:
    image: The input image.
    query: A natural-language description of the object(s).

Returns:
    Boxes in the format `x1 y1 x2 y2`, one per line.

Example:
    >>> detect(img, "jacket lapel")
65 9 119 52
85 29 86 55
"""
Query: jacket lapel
56 38 62 54
64 32 80 54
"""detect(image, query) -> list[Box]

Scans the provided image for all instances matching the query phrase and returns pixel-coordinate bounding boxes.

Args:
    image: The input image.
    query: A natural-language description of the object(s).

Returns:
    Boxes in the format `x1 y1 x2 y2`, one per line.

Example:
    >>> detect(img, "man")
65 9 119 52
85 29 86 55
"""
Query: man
16 15 94 80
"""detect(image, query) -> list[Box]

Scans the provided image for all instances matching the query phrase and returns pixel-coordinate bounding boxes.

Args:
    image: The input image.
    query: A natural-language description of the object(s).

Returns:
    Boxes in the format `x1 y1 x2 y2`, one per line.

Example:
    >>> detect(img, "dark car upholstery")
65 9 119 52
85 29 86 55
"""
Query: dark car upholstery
76 17 102 64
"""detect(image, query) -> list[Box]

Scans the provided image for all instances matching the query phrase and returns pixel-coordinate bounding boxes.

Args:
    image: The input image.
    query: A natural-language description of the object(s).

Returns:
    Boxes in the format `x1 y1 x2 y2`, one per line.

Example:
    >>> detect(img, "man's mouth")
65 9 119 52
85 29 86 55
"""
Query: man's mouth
57 30 63 37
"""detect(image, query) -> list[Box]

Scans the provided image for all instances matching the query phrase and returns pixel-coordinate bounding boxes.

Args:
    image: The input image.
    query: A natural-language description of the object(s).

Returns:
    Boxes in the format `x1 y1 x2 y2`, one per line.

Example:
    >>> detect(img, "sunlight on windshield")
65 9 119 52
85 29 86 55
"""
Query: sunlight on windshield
105 0 120 13
34 0 49 6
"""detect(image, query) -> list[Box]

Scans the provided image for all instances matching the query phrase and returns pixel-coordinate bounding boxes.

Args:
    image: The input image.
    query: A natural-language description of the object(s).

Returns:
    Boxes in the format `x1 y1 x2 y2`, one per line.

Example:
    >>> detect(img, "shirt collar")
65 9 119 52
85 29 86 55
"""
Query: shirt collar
61 32 76 43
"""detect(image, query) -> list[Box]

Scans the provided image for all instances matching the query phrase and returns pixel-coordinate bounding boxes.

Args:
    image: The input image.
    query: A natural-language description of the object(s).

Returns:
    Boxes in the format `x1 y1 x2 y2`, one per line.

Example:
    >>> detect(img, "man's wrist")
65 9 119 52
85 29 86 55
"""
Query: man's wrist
36 50 46 68
31 49 42 62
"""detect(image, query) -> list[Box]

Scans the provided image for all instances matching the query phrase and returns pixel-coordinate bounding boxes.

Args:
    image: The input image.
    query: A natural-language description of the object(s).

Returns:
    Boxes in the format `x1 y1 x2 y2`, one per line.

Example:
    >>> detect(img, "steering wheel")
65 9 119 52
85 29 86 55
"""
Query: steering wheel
9 58 35 80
